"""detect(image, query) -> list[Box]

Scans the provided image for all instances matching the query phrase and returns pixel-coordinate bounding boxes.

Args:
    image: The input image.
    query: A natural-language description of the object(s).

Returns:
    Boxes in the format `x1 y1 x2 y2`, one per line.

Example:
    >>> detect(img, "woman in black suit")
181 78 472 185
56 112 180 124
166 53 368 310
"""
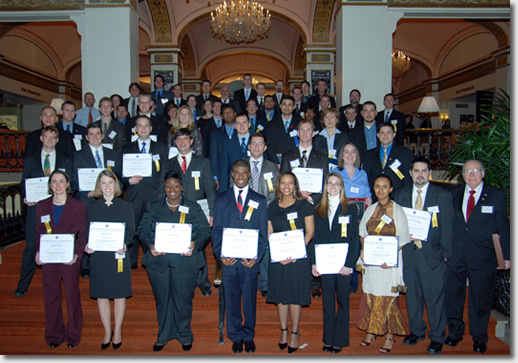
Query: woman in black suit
313 108 349 169
311 172 359 353
85 170 135 350
137 170 211 352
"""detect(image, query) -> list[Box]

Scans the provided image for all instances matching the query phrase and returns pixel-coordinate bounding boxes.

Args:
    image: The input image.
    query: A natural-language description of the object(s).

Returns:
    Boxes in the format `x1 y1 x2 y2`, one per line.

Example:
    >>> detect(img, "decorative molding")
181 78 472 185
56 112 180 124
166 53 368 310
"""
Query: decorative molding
146 0 172 43
0 22 24 37
388 0 509 7
311 54 330 62
312 0 336 43
293 37 305 77
154 54 173 63
472 20 509 47
438 59 495 90
181 36 196 77
0 0 83 10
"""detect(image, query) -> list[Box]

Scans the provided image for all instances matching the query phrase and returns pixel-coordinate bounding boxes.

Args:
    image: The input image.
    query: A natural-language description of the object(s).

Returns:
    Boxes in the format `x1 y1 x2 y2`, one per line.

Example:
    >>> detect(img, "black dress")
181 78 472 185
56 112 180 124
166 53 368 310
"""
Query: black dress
266 199 314 306
86 197 135 299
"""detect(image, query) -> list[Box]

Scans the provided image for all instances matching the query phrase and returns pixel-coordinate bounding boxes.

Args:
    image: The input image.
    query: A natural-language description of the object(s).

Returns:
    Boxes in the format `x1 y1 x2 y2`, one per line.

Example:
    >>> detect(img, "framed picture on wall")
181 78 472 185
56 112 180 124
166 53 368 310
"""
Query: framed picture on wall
310 70 331 95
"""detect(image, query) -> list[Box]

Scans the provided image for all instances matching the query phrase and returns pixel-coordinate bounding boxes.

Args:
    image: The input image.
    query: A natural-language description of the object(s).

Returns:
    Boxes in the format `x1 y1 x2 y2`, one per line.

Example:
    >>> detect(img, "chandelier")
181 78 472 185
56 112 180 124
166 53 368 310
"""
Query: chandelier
211 1 271 44
392 50 411 78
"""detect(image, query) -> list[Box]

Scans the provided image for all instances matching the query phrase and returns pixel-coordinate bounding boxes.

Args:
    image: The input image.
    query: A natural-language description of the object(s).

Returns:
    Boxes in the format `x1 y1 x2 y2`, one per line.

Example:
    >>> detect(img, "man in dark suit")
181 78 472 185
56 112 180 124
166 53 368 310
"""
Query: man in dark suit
163 84 188 117
262 95 277 123
255 82 267 113
300 80 312 104
151 75 174 117
445 160 510 354
220 84 242 114
291 86 307 118
375 93 406 146
199 99 223 159
57 101 87 151
195 79 219 111
14 126 74 297
263 95 302 164
121 116 168 269
308 79 336 110
233 73 258 114
394 156 453 355
245 99 267 134
211 159 268 354
163 128 217 296
272 79 286 111
125 93 168 146
95 97 127 152
363 123 413 194
123 82 142 118
347 101 378 163
338 104 360 135
348 88 363 124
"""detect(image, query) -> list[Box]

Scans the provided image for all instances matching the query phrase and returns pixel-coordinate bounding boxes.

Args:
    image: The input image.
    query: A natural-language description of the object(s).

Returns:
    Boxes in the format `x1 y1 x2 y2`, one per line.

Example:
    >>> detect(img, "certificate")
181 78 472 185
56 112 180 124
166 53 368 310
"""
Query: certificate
77 168 104 191
292 168 324 193
402 207 432 241
88 222 125 251
221 228 259 259
268 229 307 262
154 223 192 254
25 177 51 203
315 243 349 275
196 199 210 222
122 153 152 177
363 235 399 267
39 234 75 263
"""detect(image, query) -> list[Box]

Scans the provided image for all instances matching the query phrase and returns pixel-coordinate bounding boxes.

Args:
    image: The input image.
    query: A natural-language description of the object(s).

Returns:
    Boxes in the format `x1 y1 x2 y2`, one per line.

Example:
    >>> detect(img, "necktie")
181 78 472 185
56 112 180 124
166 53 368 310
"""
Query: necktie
95 150 102 168
103 122 107 134
204 94 208 100
267 111 271 121
141 141 146 154
66 124 71 133
88 109 93 124
415 190 423 211
132 98 137 117
241 137 247 154
237 190 243 215
156 90 160 100
259 97 263 107
181 156 187 173
43 154 51 176
385 111 390 123
252 160 260 192
245 89 249 101
284 119 290 132
216 118 221 128
250 117 255 131
466 190 476 221
382 148 388 169
302 150 308 167
176 99 180 107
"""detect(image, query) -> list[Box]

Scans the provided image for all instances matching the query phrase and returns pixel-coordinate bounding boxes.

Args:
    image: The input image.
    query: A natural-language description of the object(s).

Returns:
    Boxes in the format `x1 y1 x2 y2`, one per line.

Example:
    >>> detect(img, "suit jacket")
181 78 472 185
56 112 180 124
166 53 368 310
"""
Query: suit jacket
24 128 76 159
125 114 168 146
199 116 222 159
219 133 251 192
196 93 219 111
263 113 302 163
307 94 337 110
57 122 87 139
363 144 413 194
292 101 307 118
209 126 236 184
313 132 349 160
234 88 258 114
248 114 267 134
123 96 140 118
280 146 329 205
449 183 510 266
152 89 174 117
247 158 280 206
376 109 406 146
163 154 217 216
338 104 363 129
348 120 378 165
94 119 127 152
394 184 454 269
211 188 268 265
220 98 242 114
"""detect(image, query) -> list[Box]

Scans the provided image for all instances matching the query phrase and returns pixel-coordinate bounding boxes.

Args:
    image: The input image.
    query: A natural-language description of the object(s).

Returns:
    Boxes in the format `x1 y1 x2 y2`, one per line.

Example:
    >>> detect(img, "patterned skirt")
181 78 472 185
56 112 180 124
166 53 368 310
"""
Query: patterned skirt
356 293 407 336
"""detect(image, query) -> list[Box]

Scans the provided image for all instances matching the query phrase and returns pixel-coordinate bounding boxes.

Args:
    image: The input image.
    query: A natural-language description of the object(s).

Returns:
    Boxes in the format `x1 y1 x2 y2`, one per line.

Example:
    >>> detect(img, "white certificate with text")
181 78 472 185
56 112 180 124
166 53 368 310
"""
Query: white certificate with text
78 168 104 192
122 153 152 177
363 235 399 267
154 223 192 254
402 207 431 241
25 177 51 203
292 168 324 193
197 199 210 222
88 222 125 251
221 228 259 259
39 234 75 263
315 243 349 274
268 229 307 262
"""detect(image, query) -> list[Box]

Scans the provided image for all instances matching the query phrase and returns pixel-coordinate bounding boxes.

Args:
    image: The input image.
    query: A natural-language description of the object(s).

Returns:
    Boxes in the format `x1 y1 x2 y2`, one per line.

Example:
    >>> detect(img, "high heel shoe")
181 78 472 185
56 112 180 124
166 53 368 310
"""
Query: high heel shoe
287 331 300 354
360 333 376 347
379 337 395 354
278 328 288 350
112 332 122 350
101 330 113 350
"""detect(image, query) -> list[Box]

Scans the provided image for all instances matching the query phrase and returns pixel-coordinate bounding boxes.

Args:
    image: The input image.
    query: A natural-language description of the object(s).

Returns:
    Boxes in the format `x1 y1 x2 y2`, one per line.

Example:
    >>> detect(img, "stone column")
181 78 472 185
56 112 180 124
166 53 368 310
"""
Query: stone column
147 47 182 92
304 46 336 97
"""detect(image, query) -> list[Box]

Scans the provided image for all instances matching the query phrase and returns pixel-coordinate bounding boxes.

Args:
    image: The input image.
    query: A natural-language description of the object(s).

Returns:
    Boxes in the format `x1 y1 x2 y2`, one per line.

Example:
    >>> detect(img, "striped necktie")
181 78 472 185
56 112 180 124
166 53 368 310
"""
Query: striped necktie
237 190 243 216
95 150 103 168
43 154 51 176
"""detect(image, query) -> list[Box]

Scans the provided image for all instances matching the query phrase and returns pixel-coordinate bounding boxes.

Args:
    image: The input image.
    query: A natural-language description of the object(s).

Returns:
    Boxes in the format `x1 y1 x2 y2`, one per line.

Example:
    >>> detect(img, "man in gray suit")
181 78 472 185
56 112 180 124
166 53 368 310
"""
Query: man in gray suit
393 156 453 355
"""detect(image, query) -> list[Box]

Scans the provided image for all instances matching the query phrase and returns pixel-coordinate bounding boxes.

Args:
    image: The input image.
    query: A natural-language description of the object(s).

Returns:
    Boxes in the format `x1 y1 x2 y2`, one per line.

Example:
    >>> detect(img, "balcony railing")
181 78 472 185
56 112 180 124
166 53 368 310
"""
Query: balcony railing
0 183 25 249
404 128 458 168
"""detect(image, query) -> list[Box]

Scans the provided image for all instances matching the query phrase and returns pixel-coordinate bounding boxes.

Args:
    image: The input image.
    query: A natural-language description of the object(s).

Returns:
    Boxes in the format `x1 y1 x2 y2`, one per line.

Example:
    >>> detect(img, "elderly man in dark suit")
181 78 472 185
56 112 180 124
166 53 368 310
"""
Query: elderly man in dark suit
445 160 510 354
394 156 453 355
211 159 268 354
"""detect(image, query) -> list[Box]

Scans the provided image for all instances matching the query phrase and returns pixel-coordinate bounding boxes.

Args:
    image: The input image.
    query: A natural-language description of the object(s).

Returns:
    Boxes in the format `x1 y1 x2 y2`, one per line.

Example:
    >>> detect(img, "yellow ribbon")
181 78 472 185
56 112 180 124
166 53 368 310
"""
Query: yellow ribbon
194 177 200 191
44 221 52 234
179 212 186 224
341 223 347 238
289 219 297 231
415 240 422 249
393 168 405 180
155 159 160 172
266 178 274 192
107 165 112 172
432 212 438 228
393 124 397 133
117 258 123 273
244 206 254 221
374 220 386 234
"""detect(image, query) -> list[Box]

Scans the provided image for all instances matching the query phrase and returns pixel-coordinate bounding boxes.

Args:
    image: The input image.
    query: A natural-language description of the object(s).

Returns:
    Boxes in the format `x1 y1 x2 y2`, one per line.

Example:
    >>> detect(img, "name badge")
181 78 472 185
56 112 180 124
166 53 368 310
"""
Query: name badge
390 159 402 169
427 206 440 213
289 130 297 138
263 172 273 179
248 200 259 209
192 171 201 177
102 143 113 150
247 150 251 157
152 154 160 161
391 120 397 125
131 127 136 134
150 135 157 142
257 124 264 131
481 206 494 214
107 160 115 167
179 206 189 214
73 138 82 151
287 212 298 220
131 135 138 142
161 98 168 105
329 149 336 159
41 215 51 223
381 214 393 224
350 186 360 194
115 252 125 259
109 130 117 139
169 147 179 159
58 168 66 172
74 134 82 140
290 159 300 168
339 216 350 224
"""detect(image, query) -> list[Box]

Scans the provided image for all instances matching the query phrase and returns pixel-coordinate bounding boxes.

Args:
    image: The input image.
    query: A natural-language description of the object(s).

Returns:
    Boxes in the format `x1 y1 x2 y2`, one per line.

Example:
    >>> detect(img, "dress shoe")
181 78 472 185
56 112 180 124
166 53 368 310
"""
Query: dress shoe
49 343 60 349
402 333 425 346
182 343 192 351
244 340 256 353
331 346 342 353
426 341 443 355
231 340 243 354
201 288 212 296
323 344 333 352
445 336 462 347
261 290 268 297
80 270 89 279
131 263 138 270
153 342 165 352
101 330 113 350
67 344 75 348
13 288 26 297
278 328 288 350
311 288 321 298
288 331 300 354
112 341 122 350
473 342 487 353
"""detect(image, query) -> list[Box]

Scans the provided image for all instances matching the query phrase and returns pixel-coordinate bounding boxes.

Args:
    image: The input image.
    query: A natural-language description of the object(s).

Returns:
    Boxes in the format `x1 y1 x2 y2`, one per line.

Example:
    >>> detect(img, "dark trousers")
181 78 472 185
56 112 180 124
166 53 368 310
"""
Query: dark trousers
321 274 352 347
42 261 82 346
196 246 212 291
258 246 270 292
17 207 37 291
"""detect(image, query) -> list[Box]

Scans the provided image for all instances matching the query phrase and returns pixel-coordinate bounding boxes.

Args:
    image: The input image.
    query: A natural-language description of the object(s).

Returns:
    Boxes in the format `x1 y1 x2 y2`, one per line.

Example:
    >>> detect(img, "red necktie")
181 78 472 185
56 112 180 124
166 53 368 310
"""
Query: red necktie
466 190 476 221
88 109 93 124
181 156 187 174
237 190 243 214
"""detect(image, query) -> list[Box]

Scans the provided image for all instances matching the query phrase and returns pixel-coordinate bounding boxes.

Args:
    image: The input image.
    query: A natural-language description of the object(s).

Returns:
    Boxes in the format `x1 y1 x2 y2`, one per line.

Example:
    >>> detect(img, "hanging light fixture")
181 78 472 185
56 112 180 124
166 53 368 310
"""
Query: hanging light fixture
392 50 411 78
211 1 271 44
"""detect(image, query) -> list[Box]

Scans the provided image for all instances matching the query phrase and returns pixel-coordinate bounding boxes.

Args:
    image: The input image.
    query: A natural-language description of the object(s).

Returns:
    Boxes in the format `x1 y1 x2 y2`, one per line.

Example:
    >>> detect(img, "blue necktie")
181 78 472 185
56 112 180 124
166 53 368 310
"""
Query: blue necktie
241 137 247 154
284 119 290 132
95 150 102 168
141 142 146 153
245 89 249 101
66 124 71 133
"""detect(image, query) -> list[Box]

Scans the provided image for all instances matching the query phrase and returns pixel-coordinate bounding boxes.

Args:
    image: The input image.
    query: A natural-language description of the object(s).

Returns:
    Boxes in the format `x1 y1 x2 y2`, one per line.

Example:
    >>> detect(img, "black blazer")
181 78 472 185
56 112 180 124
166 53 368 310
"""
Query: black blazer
94 119 127 153
234 88 258 114
199 116 222 159
307 94 337 110
263 113 302 163
348 120 378 163
25 128 76 159
196 93 219 111
313 132 349 159
375 109 406 146
125 114 168 146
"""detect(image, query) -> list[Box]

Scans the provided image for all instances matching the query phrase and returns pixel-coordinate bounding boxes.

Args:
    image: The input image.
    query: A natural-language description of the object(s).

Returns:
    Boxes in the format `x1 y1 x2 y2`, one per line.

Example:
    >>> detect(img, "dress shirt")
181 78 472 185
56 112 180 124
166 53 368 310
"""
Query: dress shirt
379 144 394 165
224 124 235 139
177 151 193 170
275 93 283 104
233 184 249 205
174 98 182 106
412 182 430 209
462 182 484 220
88 144 104 168
281 116 292 132
384 109 392 122
250 156 264 172
298 145 313 158
62 121 74 133
139 138 150 153
331 166 372 199
75 107 101 127
40 149 56 172
347 120 356 129
319 128 340 150
213 117 222 128
238 133 251 148
221 98 230 104
128 97 138 117
257 96 264 106
364 123 377 150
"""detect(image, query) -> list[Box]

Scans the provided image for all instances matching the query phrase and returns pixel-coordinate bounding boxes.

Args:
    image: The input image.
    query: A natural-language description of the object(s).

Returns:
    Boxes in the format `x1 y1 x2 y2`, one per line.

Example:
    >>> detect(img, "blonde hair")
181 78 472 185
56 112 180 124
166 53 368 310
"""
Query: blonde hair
337 141 361 169
93 170 122 198
315 172 349 217
170 105 195 134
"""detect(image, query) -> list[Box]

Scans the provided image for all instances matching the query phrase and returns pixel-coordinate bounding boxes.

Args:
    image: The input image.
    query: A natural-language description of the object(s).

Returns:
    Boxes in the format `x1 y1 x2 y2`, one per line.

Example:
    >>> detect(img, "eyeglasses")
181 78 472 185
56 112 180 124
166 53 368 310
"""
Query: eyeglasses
326 182 342 187
462 168 482 175
249 142 265 147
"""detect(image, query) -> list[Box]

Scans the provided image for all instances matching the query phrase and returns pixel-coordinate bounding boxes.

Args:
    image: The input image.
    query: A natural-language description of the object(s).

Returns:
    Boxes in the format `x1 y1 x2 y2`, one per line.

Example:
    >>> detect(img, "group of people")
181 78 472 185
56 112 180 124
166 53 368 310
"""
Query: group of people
14 74 509 355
